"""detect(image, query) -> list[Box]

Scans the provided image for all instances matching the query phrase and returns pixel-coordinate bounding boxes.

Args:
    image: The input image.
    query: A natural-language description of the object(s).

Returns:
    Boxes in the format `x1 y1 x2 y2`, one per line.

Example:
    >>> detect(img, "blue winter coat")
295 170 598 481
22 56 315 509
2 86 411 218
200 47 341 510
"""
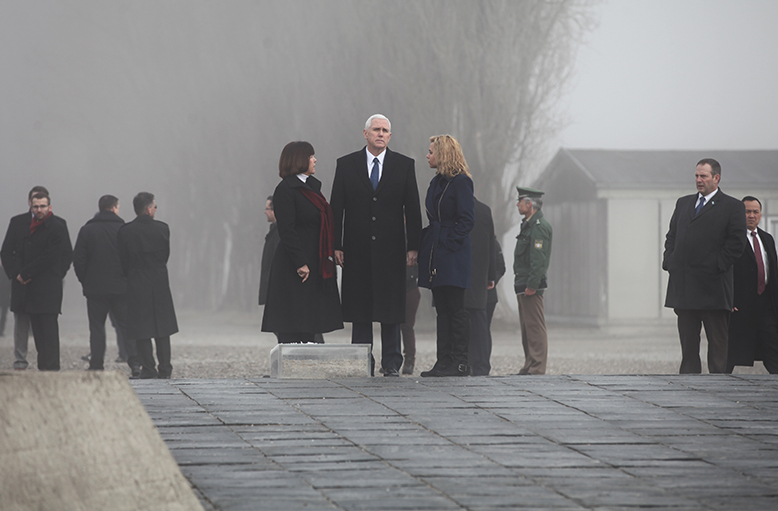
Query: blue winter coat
418 173 474 289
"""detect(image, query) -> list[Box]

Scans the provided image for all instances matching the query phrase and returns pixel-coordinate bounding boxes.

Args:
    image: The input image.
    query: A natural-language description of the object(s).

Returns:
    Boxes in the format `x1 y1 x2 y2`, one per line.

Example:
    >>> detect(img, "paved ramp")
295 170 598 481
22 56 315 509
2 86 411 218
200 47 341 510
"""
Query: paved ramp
0 371 202 511
134 375 778 510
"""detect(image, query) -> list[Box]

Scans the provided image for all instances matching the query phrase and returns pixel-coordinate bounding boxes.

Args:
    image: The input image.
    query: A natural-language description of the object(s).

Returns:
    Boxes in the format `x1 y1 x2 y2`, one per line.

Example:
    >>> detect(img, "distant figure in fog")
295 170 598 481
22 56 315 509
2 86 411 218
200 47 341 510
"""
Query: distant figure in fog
1 186 70 370
119 192 178 379
262 141 343 343
727 196 778 374
0 262 9 337
73 195 139 376
2 192 72 371
258 195 280 307
514 187 552 375
663 158 746 374
465 198 497 376
418 135 475 377
330 114 422 377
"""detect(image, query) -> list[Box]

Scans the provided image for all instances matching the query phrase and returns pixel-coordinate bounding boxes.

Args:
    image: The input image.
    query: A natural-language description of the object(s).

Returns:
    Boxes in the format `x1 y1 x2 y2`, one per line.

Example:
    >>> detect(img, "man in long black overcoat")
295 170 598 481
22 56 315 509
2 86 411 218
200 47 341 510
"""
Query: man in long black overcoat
118 192 178 379
663 158 746 373
727 196 778 373
5 192 72 370
330 114 422 376
1 186 70 369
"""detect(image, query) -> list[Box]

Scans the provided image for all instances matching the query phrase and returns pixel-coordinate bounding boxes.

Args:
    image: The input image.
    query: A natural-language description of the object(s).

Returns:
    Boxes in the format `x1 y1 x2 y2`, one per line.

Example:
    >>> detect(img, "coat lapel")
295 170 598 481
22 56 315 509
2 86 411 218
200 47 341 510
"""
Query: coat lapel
358 148 376 194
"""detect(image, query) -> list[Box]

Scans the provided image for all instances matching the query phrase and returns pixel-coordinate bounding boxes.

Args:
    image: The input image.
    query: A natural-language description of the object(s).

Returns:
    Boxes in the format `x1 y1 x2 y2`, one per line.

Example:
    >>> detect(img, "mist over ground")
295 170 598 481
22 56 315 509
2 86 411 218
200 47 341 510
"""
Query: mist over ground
1 0 592 319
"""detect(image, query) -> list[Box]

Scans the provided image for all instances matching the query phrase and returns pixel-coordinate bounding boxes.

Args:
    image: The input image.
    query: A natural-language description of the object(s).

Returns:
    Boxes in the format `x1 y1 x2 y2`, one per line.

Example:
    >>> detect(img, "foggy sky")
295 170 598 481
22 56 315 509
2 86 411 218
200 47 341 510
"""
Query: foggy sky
557 0 778 151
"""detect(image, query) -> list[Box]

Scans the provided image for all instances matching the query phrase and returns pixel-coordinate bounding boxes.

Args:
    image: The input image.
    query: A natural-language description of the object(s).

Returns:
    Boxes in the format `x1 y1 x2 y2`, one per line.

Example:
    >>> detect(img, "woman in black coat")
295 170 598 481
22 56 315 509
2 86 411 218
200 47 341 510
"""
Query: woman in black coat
261 141 343 342
418 135 475 376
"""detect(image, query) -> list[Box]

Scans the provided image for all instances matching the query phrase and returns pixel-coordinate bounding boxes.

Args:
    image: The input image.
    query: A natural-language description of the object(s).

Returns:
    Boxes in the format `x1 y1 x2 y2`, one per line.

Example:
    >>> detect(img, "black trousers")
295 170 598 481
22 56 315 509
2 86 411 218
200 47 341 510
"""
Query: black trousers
352 322 402 374
137 337 172 377
30 313 59 371
728 291 778 374
86 294 138 370
676 309 730 373
467 308 491 376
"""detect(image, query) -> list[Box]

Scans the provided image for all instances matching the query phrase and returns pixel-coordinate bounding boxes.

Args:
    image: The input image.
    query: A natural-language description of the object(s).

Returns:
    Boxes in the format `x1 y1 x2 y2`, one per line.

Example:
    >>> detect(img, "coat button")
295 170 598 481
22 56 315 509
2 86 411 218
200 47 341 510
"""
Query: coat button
372 216 376 221
372 236 376 240
372 197 377 202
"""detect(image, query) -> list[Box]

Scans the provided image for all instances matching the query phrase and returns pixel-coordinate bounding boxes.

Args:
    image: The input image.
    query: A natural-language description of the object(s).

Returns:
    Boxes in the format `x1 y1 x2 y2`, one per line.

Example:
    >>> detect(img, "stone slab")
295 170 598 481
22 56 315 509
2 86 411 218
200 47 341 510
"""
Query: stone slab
269 343 370 378
0 371 202 511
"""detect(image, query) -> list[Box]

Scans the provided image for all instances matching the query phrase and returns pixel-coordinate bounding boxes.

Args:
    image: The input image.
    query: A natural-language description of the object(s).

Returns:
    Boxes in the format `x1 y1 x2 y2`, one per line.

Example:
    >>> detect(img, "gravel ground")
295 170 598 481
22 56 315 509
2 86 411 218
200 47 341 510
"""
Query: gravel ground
1 310 769 378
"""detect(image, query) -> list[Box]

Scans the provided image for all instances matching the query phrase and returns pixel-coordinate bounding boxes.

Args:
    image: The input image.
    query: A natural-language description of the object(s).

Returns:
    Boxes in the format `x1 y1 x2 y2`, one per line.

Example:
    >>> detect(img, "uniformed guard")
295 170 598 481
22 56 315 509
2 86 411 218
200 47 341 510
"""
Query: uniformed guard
514 186 552 374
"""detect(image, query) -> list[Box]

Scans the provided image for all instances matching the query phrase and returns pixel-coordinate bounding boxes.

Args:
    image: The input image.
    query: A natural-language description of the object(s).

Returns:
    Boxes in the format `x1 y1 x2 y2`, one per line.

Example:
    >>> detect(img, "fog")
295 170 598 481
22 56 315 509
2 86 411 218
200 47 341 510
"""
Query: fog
2 0 594 318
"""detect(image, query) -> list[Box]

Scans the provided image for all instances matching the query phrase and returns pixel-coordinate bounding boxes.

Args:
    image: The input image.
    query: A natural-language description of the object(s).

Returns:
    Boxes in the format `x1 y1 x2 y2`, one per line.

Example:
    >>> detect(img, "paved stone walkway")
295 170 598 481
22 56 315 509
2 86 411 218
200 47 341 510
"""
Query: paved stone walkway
132 375 778 510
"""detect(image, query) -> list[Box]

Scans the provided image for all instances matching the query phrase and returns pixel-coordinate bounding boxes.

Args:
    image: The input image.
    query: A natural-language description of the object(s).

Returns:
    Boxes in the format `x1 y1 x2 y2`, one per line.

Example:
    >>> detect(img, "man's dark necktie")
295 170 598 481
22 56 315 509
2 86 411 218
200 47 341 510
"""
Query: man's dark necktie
695 196 706 215
752 231 766 295
370 158 379 190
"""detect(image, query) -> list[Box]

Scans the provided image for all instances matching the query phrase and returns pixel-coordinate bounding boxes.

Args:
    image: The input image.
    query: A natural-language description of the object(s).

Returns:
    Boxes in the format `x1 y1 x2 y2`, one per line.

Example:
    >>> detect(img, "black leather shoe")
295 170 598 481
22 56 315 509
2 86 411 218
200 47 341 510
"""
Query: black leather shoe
383 368 399 377
139 369 158 379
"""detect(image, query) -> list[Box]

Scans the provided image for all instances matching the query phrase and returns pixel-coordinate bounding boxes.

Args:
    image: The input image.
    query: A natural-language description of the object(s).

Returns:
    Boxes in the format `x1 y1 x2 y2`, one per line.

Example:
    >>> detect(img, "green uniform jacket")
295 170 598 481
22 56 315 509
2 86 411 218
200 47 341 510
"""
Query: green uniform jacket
513 209 552 294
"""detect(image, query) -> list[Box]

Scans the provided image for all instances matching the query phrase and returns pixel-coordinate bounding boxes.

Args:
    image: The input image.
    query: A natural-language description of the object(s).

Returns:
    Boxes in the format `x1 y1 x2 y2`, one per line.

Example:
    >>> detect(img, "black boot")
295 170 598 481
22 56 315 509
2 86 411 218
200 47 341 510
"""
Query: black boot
421 312 454 377
436 309 470 377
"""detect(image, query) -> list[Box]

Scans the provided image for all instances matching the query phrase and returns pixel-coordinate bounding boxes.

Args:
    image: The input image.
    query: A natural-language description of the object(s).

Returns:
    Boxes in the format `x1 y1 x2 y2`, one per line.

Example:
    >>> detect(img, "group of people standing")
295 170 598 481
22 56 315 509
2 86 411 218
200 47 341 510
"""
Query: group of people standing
259 114 553 377
1 188 177 378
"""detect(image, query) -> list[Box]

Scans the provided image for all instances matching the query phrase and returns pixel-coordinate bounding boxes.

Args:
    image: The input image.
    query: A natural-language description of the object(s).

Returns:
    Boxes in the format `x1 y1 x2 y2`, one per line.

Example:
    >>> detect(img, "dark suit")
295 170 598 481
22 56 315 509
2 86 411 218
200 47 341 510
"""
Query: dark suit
727 228 778 373
464 199 496 376
330 147 421 372
118 214 178 378
663 188 746 373
258 222 280 306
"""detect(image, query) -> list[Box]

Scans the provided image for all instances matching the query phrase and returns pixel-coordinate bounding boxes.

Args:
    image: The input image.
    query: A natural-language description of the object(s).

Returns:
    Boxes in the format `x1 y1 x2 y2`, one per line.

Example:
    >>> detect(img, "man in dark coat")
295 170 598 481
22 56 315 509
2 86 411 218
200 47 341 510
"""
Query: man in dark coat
330 114 422 376
727 196 778 374
465 198 497 376
258 195 280 307
1 186 70 369
4 192 72 370
73 195 139 374
663 158 746 374
118 192 178 379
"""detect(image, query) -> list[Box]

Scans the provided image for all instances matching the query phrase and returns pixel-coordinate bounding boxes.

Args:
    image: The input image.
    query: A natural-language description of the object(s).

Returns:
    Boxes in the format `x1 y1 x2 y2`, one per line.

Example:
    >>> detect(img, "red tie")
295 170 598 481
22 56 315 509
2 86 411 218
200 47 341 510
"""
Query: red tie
752 231 766 295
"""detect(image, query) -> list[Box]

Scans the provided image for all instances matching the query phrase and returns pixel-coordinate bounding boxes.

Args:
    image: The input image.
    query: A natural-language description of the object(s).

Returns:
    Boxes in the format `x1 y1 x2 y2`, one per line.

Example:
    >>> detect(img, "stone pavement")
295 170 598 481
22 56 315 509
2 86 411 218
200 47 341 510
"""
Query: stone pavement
132 375 778 510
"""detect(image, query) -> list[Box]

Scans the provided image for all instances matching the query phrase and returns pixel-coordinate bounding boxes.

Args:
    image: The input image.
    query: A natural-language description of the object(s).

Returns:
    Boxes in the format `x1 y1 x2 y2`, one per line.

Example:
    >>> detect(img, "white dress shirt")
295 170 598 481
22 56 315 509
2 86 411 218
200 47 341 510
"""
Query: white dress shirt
747 228 770 285
366 148 386 182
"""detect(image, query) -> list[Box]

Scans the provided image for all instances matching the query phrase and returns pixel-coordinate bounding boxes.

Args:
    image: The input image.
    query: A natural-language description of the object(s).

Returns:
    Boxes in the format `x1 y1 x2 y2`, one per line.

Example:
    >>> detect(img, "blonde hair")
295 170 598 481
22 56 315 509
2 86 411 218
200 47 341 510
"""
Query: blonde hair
430 135 471 179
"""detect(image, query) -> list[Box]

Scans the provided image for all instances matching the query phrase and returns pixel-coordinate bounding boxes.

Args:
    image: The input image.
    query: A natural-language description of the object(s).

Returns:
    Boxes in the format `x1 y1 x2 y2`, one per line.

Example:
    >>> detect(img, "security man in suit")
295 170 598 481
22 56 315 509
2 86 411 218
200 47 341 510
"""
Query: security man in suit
727 196 778 374
514 186 552 375
663 158 746 373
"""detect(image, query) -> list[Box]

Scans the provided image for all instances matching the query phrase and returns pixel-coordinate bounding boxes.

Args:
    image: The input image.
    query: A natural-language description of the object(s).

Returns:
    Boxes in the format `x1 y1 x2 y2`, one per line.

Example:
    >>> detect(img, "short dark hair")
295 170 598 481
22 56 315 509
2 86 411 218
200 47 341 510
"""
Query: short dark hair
28 186 49 202
696 158 721 177
30 192 50 205
742 195 762 210
133 192 155 216
98 195 119 212
266 195 273 208
278 141 314 178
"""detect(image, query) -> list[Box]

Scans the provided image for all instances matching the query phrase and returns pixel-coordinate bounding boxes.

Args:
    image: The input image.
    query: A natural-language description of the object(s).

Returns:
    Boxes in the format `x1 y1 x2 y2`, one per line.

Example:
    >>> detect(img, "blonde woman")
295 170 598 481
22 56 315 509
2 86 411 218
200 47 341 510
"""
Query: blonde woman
418 135 475 377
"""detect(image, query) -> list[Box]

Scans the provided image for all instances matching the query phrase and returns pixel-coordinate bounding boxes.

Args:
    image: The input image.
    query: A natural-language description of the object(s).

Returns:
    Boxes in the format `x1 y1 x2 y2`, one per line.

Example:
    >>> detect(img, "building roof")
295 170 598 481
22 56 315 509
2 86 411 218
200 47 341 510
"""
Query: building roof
545 148 778 190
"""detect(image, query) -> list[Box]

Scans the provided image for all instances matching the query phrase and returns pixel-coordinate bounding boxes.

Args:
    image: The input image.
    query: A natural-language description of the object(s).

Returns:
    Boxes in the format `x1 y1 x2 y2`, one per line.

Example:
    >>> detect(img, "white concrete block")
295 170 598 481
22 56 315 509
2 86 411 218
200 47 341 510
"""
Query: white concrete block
270 344 371 378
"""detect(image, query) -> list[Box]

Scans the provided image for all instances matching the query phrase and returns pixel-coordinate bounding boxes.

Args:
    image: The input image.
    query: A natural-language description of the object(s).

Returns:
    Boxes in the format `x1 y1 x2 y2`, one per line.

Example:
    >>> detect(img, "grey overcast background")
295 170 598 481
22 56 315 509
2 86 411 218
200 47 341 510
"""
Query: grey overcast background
2 0 776 318
556 0 778 152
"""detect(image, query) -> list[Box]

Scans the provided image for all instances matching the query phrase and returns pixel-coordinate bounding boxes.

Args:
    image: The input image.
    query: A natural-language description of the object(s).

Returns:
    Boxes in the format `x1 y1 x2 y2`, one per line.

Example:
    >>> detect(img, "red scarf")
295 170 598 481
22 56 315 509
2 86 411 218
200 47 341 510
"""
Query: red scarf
299 188 335 279
30 211 52 234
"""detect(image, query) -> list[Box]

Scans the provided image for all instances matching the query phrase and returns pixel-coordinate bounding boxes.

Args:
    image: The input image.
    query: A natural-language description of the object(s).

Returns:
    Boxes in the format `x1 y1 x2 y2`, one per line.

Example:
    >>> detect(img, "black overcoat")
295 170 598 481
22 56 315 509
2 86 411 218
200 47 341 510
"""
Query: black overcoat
73 210 127 296
330 147 422 323
2 214 72 314
118 215 178 339
261 175 343 334
728 228 778 366
663 188 746 310
418 173 475 290
464 198 496 309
